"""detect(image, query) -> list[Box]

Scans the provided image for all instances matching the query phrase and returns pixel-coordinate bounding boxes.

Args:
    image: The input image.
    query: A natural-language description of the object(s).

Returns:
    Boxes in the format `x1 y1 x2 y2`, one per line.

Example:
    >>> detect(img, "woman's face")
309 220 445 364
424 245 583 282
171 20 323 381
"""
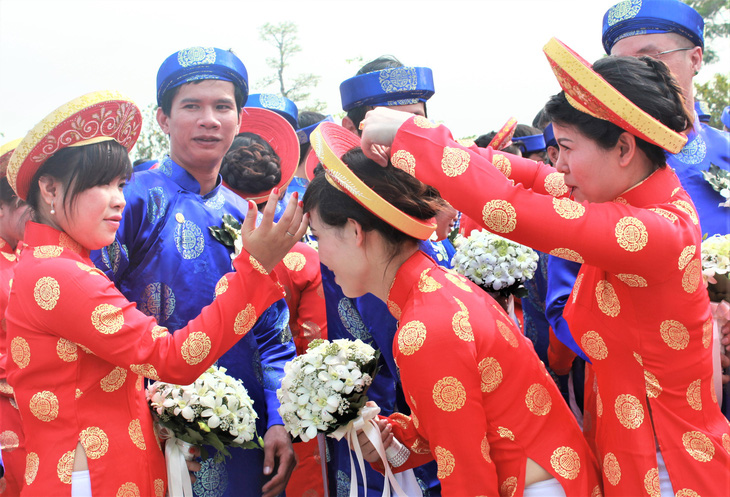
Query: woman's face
55 177 127 250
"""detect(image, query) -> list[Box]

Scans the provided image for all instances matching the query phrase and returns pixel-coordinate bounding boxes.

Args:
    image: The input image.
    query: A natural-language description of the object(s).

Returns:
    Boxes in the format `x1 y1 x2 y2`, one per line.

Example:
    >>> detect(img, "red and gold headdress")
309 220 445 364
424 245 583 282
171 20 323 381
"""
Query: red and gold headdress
0 138 22 178
488 117 518 150
310 122 436 240
8 90 142 200
543 37 687 154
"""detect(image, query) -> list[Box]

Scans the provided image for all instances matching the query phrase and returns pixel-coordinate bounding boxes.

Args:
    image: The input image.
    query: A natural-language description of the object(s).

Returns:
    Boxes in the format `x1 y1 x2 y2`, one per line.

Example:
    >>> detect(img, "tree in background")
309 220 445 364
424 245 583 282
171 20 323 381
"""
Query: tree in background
695 73 729 129
684 0 729 64
130 103 169 164
259 22 326 112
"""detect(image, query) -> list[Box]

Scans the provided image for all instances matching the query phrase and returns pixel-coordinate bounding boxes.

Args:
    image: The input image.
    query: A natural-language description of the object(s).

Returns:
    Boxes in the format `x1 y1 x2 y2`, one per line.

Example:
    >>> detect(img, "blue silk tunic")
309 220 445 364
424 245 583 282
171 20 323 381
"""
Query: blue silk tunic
92 157 296 497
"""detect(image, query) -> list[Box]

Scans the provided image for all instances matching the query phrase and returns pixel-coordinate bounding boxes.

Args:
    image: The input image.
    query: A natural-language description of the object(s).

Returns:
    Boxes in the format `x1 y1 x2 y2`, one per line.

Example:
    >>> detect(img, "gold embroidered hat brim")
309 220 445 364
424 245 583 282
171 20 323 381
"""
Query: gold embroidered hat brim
0 138 22 178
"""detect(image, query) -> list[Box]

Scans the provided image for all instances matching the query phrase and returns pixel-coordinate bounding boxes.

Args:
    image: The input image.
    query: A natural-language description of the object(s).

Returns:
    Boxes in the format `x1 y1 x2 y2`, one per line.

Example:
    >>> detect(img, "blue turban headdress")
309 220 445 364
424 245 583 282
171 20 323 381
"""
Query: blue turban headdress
340 66 435 112
245 93 299 129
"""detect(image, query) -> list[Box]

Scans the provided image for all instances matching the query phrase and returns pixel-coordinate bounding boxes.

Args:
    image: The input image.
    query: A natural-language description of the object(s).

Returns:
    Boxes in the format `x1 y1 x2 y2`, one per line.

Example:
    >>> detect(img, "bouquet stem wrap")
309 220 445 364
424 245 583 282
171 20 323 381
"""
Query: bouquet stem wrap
158 427 194 497
329 405 411 497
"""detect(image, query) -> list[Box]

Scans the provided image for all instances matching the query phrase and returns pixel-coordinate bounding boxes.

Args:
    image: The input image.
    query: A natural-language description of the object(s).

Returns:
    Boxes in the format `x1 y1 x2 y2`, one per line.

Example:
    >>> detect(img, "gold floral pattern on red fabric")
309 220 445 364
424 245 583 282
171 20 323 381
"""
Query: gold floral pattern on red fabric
672 200 699 225
154 479 165 497
674 490 700 497
418 269 442 293
497 426 514 440
441 147 470 177
284 252 306 272
390 412 411 430
496 320 519 348
151 326 168 341
682 260 702 294
0 380 12 396
602 452 621 486
615 217 648 252
682 431 714 462
702 317 713 349
444 272 473 292
387 300 401 320
678 246 696 270
57 450 74 484
56 338 78 362
544 172 569 197
500 476 518 497
481 200 517 233
572 273 584 303
100 367 127 393
481 435 492 463
411 437 430 454
615 394 644 429
491 154 512 177
129 419 146 450
549 248 584 264
434 446 455 479
11 336 31 368
181 331 211 365
649 208 678 223
214 276 228 297
249 255 268 275
644 468 660 497
58 233 83 254
34 276 60 310
0 252 14 262
552 197 585 220
392 150 416 176
0 430 19 450
616 274 647 287
130 364 160 381
76 389 83 398
595 280 620 317
116 482 141 497
76 261 104 276
721 433 730 454
80 426 109 459
591 485 603 497
550 446 581 480
30 390 59 422
686 379 702 411
452 297 473 341
25 452 39 485
433 376 466 412
596 390 604 417
414 116 438 129
234 304 257 335
581 331 608 360
33 245 62 258
660 320 690 350
411 411 419 429
91 303 124 335
644 370 662 399
525 383 552 416
398 320 427 356
478 357 503 393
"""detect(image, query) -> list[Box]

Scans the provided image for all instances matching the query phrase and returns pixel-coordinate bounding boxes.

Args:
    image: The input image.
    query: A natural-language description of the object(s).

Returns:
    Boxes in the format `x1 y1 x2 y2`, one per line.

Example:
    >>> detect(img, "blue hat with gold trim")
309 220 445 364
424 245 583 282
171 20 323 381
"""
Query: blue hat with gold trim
156 47 249 106
722 106 730 129
602 0 704 53
512 134 546 154
245 93 299 129
543 123 557 148
340 66 435 112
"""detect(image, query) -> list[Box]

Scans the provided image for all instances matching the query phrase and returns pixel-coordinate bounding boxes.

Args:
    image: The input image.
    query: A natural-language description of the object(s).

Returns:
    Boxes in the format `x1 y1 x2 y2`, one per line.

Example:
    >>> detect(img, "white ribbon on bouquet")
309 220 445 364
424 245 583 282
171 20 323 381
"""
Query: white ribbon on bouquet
157 426 195 497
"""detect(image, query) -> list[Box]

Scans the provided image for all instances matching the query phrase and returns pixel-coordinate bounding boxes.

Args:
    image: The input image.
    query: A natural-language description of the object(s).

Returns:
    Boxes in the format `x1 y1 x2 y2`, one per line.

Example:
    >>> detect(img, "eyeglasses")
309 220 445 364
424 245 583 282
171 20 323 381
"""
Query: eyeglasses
651 47 694 58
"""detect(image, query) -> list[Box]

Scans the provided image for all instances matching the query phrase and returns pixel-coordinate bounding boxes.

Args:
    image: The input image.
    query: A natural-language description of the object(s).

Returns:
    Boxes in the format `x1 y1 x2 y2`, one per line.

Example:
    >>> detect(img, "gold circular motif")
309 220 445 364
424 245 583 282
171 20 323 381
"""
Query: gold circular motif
616 274 648 287
117 482 141 497
595 280 620 317
0 430 19 451
0 380 12 395
101 367 128 393
549 248 584 264
686 379 702 411
33 245 62 258
234 304 257 335
129 419 146 450
721 433 730 454
154 479 165 497
572 273 584 303
603 452 621 486
478 357 503 393
181 331 211 365
452 297 473 341
649 208 678 223
591 485 603 497
392 150 416 176
441 147 470 177
91 303 124 334
552 197 585 219
130 364 160 381
491 154 512 177
434 446 455 479
682 260 702 294
413 116 438 129
550 446 580 480
544 172 569 197
418 269 442 293
151 326 168 340
644 370 662 398
615 217 648 252
682 431 714 462
660 320 690 350
675 490 700 497
136 375 144 391
249 255 267 274
497 320 519 348
596 391 603 417
59 233 82 253
25 452 39 485
581 331 608 360
432 376 466 412
678 246 696 270
30 390 59 422
525 383 552 416
410 437 430 455
283 252 306 272
497 426 514 440
56 338 78 362
481 435 492 463
411 411 419 429
76 389 83 398
613 196 628 205
672 200 698 225
702 317 712 349
614 394 644 429
644 468 660 497
387 300 401 320
500 476 518 497
80 426 109 459
11 336 30 369
57 450 74 484
398 320 427 356
481 200 517 233
34 276 60 310
444 272 472 292
214 276 228 297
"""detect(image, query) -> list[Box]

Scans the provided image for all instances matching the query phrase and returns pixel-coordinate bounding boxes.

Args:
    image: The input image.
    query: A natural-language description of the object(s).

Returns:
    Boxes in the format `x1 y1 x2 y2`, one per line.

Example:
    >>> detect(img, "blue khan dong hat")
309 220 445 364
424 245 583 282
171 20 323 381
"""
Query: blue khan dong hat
340 66 435 112
156 47 249 106
722 106 730 129
695 100 711 124
543 123 558 148
245 93 299 129
512 134 547 154
296 115 334 145
602 0 704 54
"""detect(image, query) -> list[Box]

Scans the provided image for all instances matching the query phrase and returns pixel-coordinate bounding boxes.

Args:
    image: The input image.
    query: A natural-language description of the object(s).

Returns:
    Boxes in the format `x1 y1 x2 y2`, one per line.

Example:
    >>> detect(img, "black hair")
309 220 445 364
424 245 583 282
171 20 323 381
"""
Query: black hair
0 177 19 206
220 132 281 194
297 111 326 161
159 81 245 116
303 147 442 254
512 124 547 161
346 56 428 132
27 140 132 216
543 56 690 169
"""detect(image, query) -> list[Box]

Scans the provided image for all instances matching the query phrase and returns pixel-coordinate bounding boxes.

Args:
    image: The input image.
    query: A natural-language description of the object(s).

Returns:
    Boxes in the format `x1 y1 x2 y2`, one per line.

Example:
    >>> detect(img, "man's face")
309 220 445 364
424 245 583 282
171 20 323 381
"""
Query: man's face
157 80 241 172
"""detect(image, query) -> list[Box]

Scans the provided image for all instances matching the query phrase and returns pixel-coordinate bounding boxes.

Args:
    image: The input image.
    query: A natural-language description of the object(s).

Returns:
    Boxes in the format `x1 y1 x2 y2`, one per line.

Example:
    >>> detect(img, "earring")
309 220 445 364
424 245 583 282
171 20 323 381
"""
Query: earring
50 200 55 215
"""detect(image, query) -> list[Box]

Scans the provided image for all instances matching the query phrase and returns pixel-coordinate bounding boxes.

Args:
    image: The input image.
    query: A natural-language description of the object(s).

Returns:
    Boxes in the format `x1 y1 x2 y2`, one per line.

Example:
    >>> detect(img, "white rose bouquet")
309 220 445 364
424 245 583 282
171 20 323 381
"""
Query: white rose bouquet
701 234 730 303
451 229 538 298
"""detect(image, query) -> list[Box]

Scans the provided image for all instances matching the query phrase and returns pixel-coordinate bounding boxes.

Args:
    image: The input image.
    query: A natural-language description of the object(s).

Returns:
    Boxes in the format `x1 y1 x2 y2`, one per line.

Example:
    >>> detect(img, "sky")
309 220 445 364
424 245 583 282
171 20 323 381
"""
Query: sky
0 0 726 146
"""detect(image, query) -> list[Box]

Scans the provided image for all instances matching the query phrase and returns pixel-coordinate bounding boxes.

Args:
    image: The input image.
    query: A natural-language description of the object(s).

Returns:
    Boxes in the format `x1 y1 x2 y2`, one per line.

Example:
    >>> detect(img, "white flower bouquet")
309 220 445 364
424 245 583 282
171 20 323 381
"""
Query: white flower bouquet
276 338 379 443
701 234 730 302
701 164 730 208
147 365 263 462
451 229 538 298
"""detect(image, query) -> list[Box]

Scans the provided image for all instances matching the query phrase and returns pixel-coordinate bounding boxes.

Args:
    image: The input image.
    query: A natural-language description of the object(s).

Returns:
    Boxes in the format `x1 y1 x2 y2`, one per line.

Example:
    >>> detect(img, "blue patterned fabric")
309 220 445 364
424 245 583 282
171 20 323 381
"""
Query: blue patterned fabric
91 156 295 497
246 93 299 129
340 67 435 112
521 251 550 364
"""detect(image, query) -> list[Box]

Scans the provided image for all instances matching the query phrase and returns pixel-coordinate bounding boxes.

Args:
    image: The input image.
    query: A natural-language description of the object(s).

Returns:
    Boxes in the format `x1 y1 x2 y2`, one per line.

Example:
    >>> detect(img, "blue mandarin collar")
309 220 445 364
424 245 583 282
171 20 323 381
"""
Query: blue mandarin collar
157 156 223 198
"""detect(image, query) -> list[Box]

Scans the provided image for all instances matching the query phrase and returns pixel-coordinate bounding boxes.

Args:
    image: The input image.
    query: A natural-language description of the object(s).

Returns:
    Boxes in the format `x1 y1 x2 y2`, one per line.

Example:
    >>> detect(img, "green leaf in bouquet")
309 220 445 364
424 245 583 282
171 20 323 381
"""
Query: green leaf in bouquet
209 214 243 249
203 432 232 463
